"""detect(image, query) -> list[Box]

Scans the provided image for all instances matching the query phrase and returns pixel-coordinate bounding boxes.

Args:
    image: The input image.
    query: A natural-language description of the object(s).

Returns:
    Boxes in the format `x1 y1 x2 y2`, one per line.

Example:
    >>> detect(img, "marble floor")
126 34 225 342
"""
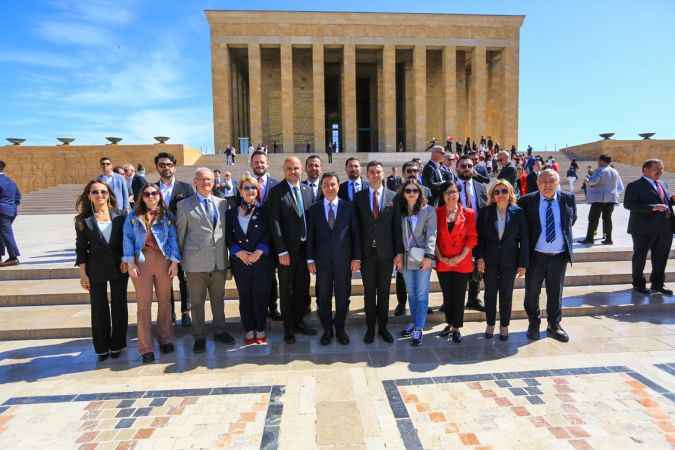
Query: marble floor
0 312 674 449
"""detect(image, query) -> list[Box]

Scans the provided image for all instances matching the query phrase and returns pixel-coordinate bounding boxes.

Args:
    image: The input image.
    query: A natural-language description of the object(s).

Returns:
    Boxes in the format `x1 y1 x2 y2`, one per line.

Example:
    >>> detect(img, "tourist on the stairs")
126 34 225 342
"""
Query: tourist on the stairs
0 159 21 267
226 175 274 345
435 181 478 344
579 154 623 245
518 169 576 343
624 158 674 296
75 180 128 361
476 180 529 342
97 156 130 212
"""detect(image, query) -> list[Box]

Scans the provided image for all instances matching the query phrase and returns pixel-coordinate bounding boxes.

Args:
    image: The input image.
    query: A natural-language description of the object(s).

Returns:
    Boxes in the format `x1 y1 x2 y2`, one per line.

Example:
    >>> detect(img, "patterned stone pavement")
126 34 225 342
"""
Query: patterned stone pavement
0 313 674 449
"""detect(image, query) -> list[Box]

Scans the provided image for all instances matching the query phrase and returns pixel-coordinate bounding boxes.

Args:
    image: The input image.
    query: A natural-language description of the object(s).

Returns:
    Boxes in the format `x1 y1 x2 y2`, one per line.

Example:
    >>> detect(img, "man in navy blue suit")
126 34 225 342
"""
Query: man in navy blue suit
307 172 361 345
0 160 21 267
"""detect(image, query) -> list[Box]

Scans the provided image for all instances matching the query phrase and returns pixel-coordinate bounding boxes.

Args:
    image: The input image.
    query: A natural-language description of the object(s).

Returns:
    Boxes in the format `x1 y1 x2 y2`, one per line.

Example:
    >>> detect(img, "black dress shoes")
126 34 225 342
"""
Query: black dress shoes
336 329 350 345
465 299 485 312
394 303 405 316
547 325 570 343
578 238 594 245
379 328 394 343
214 331 235 345
295 321 318 336
601 239 613 245
141 352 155 363
193 338 206 353
526 325 541 340
160 343 175 354
97 353 109 362
363 329 375 344
110 350 121 359
633 286 652 295
284 333 296 344
451 330 462 343
439 325 451 337
320 331 333 346
268 308 283 321
651 287 674 296
181 312 192 327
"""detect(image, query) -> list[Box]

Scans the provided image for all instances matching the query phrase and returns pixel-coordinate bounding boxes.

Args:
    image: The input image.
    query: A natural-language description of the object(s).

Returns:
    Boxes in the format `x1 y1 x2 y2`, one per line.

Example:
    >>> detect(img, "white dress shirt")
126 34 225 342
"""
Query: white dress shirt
159 178 175 206
348 178 363 201
306 178 320 198
535 193 565 254
324 197 339 222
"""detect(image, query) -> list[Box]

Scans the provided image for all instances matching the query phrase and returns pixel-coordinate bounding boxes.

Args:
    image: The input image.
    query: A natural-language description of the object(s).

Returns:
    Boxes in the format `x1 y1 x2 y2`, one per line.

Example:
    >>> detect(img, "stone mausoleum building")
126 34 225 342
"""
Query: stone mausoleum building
207 10 524 154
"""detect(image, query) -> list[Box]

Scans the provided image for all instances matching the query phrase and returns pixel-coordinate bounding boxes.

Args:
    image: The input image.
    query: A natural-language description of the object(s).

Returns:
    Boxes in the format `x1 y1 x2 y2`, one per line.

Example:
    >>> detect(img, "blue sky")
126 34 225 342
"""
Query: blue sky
1 0 673 153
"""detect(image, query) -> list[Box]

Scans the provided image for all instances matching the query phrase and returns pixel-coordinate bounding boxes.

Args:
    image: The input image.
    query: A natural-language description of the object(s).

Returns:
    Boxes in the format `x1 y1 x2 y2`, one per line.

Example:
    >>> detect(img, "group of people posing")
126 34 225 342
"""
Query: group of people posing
74 145 582 363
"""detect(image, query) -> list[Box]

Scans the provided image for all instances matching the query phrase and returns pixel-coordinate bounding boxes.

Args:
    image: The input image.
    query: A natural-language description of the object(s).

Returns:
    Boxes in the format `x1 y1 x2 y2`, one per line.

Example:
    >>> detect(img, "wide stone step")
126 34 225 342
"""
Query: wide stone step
1 260 674 307
0 284 670 340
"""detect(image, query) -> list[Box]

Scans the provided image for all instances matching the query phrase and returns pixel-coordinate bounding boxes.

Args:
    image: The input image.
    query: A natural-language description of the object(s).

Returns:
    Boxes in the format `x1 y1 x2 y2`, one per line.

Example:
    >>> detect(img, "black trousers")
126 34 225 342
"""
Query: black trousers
268 271 279 312
484 265 516 327
361 250 394 330
396 271 407 307
632 231 673 290
170 264 190 317
278 245 310 335
316 263 351 332
89 277 128 355
438 271 470 328
467 268 482 303
585 202 615 241
524 252 568 327
232 258 272 332
326 152 333 164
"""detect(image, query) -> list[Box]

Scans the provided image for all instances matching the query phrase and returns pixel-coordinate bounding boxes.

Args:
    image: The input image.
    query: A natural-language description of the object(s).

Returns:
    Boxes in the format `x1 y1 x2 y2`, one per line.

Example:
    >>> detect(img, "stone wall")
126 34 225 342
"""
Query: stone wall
562 140 675 167
0 144 199 194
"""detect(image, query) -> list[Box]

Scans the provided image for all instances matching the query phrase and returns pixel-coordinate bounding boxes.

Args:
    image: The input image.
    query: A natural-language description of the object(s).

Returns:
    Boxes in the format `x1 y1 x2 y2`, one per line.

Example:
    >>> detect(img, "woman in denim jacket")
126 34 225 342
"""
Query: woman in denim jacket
123 184 181 363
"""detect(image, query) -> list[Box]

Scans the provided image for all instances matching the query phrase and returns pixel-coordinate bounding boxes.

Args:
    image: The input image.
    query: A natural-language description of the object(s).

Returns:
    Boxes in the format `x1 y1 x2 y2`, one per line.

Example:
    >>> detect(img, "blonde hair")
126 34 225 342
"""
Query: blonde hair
487 179 517 206
238 174 260 191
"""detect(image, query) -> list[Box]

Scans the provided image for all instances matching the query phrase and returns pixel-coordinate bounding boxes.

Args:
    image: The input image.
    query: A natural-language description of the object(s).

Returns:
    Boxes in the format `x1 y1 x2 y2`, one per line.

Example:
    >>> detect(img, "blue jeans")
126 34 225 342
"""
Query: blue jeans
402 268 431 329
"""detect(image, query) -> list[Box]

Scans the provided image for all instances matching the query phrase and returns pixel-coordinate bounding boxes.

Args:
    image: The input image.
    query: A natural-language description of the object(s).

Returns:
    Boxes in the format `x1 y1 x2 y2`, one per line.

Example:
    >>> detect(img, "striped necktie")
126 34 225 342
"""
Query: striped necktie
544 198 555 243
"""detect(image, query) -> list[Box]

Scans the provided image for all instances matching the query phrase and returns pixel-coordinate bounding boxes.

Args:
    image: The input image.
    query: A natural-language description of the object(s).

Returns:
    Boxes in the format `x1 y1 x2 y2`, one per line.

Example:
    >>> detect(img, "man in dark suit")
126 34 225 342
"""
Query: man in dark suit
302 154 322 204
518 169 576 343
354 161 404 343
338 157 369 201
456 155 488 313
467 152 490 183
497 150 518 188
268 156 318 344
386 167 402 192
307 172 361 345
422 145 454 205
154 152 195 326
624 159 674 295
526 160 541 194
250 150 282 320
0 160 21 267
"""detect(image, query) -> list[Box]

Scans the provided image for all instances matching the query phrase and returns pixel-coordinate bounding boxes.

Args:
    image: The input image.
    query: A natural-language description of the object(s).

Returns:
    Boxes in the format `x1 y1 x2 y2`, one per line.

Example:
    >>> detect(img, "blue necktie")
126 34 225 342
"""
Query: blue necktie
545 199 555 243
203 198 217 227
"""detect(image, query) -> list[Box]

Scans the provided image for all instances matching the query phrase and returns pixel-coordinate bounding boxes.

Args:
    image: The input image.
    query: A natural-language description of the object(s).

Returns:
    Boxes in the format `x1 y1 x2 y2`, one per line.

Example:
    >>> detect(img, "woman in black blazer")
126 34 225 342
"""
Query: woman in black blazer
226 175 274 345
75 180 129 361
476 180 529 340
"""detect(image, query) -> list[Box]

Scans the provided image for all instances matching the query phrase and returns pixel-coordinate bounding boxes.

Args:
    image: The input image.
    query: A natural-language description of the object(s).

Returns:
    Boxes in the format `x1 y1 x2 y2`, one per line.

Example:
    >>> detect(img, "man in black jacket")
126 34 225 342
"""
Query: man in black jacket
154 152 194 327
307 172 362 345
354 161 403 343
526 160 541 194
518 169 576 343
268 157 318 343
497 150 518 188
624 159 674 295
422 145 454 205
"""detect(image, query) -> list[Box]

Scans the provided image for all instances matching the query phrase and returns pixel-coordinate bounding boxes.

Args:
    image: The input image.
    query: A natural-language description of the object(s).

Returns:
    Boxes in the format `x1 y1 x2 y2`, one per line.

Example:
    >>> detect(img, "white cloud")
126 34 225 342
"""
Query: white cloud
47 0 135 26
37 21 118 47
0 50 76 68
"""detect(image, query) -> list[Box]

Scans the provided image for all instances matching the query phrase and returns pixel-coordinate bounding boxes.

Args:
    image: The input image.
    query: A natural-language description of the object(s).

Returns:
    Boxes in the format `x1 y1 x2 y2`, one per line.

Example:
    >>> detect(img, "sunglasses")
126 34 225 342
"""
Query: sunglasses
242 185 258 191
404 188 419 194
143 191 160 198
90 190 109 196
459 163 473 169
493 188 509 195
100 162 111 166
444 190 459 195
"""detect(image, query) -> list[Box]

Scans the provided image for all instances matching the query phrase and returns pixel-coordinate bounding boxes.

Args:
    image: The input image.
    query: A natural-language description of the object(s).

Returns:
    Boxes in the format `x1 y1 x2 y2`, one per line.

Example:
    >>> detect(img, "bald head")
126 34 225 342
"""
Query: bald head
193 167 214 196
283 156 303 184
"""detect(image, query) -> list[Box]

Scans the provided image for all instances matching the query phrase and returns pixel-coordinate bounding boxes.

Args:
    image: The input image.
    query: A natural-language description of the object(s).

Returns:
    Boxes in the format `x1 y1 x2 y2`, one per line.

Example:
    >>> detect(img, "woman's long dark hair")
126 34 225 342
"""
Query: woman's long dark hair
399 179 427 216
438 180 462 207
75 180 117 231
135 184 167 221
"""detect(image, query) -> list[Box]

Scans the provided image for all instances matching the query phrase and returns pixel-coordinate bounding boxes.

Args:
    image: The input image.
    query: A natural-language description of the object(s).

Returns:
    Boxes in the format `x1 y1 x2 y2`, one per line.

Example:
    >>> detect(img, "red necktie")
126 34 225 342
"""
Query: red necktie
372 190 380 219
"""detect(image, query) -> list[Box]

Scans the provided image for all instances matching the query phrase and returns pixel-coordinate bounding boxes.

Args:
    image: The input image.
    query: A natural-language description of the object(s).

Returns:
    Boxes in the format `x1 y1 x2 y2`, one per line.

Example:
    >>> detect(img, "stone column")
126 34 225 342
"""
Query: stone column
442 45 457 142
502 46 518 148
413 45 427 151
211 43 232 154
342 43 357 152
281 43 294 152
471 46 487 143
312 43 326 153
248 43 263 146
382 45 396 153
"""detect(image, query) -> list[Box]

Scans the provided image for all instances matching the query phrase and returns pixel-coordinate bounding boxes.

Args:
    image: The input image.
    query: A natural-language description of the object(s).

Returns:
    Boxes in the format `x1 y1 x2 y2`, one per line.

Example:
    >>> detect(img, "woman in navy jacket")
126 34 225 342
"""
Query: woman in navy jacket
476 180 529 341
226 175 274 345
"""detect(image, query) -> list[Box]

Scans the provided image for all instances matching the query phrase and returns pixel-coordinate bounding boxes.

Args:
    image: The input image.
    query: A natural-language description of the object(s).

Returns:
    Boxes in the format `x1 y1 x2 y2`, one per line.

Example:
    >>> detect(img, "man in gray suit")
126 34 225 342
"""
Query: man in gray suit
177 167 234 353
580 154 624 245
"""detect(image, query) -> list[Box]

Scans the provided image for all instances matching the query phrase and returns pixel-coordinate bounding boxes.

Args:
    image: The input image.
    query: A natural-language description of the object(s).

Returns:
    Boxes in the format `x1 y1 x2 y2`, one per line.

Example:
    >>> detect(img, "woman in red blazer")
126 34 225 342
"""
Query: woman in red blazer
435 181 478 343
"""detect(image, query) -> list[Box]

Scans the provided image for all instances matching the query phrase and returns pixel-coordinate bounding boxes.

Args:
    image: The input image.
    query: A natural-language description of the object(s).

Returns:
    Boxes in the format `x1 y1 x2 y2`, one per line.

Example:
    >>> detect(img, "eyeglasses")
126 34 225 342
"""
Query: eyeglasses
493 188 509 195
90 190 109 196
404 188 419 194
444 190 459 195
157 162 175 168
143 191 160 198
242 185 258 191
459 163 473 169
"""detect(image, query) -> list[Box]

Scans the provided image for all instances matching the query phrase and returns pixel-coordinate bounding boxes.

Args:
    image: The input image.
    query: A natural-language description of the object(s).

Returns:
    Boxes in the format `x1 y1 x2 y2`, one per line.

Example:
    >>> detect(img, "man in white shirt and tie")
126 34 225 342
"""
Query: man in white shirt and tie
302 154 323 203
339 157 369 201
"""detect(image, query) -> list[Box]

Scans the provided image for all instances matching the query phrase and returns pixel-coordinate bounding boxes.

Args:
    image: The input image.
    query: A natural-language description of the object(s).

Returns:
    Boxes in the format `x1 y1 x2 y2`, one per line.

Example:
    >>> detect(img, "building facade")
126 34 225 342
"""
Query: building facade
207 10 524 154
